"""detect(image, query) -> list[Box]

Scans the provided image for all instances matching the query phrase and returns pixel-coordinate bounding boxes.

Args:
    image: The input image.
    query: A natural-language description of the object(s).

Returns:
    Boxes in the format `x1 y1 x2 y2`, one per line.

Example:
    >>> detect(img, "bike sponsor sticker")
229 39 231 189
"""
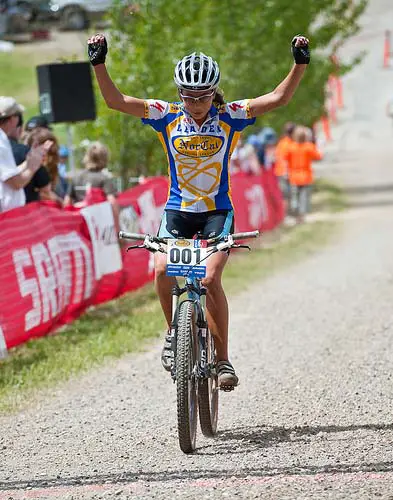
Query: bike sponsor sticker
166 239 208 278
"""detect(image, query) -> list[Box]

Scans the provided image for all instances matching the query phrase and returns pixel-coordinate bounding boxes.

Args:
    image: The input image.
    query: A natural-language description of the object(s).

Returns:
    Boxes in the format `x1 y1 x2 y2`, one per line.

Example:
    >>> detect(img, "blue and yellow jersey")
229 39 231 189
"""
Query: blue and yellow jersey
142 99 256 213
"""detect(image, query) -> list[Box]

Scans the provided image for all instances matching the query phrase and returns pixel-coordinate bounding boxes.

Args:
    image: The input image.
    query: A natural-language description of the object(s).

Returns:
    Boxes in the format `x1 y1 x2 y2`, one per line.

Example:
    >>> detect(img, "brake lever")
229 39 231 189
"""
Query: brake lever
233 244 251 251
126 244 145 252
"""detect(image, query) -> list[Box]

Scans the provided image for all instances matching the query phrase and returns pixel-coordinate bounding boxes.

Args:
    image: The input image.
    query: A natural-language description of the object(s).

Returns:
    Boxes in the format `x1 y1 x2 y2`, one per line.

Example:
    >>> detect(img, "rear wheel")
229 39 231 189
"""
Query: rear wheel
176 301 198 453
198 330 218 437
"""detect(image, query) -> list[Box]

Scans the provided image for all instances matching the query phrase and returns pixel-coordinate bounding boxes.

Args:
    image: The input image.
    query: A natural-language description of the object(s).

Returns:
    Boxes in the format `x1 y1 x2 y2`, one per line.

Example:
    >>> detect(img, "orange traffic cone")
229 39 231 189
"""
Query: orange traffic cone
384 30 391 68
328 76 337 123
321 116 332 142
336 77 344 108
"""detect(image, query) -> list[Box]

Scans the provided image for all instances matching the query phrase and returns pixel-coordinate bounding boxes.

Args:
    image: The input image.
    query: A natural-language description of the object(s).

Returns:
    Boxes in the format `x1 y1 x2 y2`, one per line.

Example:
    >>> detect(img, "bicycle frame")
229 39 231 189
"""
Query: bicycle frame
118 228 259 452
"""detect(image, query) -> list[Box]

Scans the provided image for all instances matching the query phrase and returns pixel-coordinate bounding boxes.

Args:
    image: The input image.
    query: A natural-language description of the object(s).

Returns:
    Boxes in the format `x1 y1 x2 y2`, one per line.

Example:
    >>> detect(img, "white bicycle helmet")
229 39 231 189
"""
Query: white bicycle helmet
174 52 220 91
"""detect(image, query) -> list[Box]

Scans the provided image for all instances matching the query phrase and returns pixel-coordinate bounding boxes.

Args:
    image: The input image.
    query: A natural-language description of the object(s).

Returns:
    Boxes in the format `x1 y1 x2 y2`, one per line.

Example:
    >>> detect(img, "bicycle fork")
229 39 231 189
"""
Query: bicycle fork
169 283 210 383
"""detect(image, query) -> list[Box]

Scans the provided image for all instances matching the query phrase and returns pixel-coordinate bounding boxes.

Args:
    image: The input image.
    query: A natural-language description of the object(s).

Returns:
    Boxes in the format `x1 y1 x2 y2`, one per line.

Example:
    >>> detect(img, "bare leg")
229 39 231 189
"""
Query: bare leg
202 251 229 362
154 252 176 326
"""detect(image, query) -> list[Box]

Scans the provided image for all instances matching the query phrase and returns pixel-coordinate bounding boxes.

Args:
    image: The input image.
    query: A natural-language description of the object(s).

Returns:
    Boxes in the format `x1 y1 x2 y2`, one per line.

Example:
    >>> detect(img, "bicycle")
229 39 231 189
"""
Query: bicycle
119 229 259 453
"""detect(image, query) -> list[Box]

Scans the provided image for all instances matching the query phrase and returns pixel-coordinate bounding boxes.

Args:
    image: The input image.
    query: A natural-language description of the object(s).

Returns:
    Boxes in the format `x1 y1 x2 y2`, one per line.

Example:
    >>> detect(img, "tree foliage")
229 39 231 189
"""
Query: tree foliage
76 0 367 185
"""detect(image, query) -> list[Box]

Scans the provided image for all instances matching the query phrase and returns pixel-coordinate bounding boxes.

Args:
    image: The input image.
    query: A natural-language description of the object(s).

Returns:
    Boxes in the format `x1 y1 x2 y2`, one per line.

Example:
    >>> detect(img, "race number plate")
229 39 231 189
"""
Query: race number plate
166 239 208 278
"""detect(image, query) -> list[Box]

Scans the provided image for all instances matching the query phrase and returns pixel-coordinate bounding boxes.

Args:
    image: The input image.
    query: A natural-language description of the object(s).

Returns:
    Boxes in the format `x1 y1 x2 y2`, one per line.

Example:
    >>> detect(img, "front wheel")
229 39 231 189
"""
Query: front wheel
176 300 198 453
198 330 218 437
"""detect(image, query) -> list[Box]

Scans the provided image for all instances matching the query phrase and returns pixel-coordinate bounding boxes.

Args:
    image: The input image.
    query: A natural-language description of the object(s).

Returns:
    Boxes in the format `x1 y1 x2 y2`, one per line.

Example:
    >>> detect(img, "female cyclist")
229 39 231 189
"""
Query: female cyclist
87 33 310 389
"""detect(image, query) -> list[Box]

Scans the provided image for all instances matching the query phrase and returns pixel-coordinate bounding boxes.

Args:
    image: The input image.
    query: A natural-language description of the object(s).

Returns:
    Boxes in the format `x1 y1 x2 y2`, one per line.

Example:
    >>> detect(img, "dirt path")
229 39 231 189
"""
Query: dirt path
2 2 393 499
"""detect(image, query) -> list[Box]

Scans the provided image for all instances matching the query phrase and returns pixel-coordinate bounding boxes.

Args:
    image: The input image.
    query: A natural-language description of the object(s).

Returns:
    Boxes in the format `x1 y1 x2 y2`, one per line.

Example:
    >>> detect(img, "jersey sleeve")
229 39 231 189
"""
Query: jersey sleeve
141 99 172 131
223 99 256 131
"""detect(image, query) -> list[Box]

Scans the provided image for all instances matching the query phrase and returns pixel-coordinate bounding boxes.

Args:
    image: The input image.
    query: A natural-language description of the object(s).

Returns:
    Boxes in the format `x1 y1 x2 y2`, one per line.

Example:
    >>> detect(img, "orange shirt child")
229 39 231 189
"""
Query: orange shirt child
274 135 293 177
284 141 322 186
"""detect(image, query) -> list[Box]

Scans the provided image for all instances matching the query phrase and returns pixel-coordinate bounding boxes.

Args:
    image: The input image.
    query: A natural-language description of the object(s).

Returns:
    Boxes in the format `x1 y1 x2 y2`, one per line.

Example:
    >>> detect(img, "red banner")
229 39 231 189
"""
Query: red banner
0 171 283 354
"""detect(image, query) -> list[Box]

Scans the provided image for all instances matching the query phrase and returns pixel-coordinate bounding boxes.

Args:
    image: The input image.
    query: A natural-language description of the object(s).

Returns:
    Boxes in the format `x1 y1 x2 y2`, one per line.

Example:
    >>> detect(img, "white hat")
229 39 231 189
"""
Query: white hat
0 96 25 119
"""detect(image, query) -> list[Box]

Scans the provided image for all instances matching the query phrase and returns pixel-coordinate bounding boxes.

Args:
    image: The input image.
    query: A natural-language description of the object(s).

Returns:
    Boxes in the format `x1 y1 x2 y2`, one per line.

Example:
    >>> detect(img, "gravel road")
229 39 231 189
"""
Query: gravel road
2 2 393 499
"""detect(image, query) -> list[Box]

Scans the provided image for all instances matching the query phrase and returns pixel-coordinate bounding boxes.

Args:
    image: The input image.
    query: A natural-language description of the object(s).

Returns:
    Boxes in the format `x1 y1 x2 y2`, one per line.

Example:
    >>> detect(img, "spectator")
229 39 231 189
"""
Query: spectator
26 128 64 202
284 125 323 224
0 96 50 212
64 141 119 221
247 127 277 168
6 108 52 203
260 127 277 169
230 137 260 175
24 115 51 133
57 145 69 196
274 122 296 201
246 133 264 167
58 145 68 177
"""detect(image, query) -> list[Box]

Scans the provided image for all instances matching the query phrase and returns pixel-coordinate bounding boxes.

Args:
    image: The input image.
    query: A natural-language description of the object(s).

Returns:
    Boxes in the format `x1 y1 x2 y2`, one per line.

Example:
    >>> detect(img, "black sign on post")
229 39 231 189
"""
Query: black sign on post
36 61 96 124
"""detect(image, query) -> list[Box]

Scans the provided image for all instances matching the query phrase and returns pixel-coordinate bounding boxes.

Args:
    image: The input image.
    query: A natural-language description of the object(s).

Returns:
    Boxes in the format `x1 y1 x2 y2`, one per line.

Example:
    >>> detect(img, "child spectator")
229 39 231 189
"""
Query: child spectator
57 145 69 196
284 125 323 223
64 142 119 227
274 122 295 201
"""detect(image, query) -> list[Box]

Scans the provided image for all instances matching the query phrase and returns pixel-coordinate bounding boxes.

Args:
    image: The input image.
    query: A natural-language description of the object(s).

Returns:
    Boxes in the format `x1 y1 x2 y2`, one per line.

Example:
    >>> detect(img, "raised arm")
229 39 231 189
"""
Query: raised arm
249 35 310 118
87 34 145 118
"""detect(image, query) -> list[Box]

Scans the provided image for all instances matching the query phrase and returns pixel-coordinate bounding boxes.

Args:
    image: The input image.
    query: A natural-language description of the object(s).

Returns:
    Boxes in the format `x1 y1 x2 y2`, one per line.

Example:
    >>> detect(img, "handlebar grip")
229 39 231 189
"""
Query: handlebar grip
231 230 260 241
118 231 146 240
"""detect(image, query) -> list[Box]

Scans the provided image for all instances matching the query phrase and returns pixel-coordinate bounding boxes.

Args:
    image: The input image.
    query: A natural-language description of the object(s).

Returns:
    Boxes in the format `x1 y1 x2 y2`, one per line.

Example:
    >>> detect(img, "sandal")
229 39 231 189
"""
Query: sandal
217 360 239 390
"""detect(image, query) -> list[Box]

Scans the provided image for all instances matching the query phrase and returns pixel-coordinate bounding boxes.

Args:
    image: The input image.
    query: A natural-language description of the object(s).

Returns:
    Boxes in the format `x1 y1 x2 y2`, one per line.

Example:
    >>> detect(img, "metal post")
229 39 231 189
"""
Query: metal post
67 123 75 176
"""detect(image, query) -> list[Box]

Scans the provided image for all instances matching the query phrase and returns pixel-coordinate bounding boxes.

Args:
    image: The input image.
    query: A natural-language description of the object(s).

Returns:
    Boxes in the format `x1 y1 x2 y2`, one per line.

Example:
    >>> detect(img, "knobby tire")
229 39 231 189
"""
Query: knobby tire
176 300 198 453
198 330 218 437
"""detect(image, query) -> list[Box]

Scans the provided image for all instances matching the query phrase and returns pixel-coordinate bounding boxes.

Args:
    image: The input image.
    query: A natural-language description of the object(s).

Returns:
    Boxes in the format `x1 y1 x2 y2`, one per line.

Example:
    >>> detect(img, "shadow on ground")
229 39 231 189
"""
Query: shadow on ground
1 422 393 491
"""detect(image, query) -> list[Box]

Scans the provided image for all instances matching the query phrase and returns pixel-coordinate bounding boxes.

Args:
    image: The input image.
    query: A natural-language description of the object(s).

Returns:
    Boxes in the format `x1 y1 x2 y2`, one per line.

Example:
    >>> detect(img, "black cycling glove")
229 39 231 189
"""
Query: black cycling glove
88 37 108 66
291 35 310 64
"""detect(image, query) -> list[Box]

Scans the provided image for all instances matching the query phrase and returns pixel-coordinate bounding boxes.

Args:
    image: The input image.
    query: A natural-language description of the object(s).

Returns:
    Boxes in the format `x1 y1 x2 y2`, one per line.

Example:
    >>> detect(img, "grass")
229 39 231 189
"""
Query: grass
313 178 348 213
0 180 345 414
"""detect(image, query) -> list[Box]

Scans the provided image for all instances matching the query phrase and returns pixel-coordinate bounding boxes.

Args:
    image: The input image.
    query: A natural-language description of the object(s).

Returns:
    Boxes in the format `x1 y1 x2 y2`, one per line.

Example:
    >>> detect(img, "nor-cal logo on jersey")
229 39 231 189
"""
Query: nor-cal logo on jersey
172 135 224 158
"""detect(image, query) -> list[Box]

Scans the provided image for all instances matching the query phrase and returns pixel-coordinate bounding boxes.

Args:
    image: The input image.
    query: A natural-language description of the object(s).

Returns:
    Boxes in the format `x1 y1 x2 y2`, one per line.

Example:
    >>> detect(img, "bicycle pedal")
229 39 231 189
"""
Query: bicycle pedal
220 385 235 392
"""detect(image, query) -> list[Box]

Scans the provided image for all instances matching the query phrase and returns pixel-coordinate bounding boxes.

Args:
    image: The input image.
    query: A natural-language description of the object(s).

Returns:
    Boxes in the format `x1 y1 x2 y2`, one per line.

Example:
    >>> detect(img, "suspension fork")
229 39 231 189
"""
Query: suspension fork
170 283 182 380
197 286 209 377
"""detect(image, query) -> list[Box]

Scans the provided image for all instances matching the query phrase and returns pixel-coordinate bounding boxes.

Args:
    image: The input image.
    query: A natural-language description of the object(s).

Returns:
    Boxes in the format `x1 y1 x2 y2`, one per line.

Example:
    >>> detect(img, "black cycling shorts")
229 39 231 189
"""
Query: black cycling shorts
158 209 234 240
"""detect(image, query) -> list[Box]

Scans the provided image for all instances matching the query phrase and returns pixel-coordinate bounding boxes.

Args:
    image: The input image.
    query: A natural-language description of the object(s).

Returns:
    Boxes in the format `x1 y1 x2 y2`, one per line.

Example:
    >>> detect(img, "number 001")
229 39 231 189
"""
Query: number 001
169 247 201 264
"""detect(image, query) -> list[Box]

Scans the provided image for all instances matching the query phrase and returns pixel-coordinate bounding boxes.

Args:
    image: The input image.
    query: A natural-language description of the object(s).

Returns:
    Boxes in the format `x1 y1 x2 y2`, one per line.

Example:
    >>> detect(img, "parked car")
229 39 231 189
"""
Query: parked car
49 0 112 30
16 0 52 22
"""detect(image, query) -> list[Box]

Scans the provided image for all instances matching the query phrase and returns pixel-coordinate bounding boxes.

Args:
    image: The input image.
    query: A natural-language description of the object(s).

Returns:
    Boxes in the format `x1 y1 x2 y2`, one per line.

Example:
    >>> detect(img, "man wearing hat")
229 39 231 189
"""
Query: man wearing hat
8 111 53 204
0 96 49 212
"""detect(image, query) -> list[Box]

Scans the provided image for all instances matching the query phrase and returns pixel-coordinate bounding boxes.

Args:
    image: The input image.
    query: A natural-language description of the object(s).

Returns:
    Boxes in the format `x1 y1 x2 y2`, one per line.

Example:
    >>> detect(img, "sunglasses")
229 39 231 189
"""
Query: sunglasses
179 90 215 104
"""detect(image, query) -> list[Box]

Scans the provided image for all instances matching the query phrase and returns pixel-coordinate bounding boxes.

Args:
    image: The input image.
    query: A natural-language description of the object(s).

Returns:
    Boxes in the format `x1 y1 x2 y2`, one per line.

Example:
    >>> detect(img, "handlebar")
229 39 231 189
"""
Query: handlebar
208 230 260 244
118 231 167 244
119 229 260 264
119 230 260 244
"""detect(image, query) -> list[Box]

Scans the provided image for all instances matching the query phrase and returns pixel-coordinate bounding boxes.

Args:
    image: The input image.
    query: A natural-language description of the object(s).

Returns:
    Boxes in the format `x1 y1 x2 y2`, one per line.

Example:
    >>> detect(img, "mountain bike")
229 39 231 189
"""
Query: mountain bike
119 229 259 453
